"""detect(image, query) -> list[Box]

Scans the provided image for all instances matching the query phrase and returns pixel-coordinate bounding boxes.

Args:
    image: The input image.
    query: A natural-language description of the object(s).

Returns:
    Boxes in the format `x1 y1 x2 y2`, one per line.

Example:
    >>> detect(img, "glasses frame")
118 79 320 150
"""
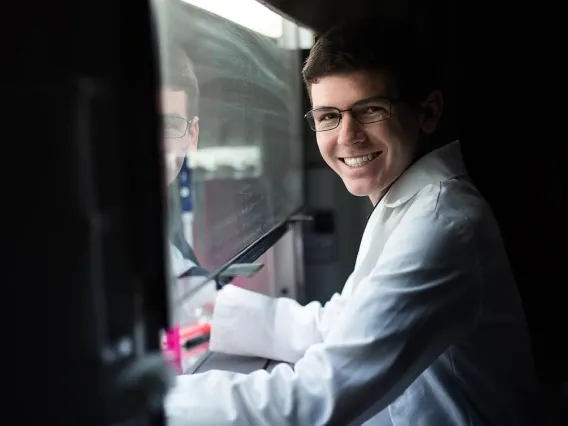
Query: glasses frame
304 97 400 132
163 115 193 139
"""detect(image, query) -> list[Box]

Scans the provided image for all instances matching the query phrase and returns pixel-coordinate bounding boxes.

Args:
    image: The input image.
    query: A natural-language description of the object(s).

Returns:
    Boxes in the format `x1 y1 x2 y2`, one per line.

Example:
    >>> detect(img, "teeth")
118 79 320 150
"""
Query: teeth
343 153 378 167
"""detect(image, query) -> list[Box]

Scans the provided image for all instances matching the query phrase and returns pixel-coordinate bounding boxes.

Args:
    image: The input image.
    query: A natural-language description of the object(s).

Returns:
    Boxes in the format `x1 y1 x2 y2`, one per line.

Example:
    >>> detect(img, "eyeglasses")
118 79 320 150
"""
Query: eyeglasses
163 114 193 139
304 97 399 132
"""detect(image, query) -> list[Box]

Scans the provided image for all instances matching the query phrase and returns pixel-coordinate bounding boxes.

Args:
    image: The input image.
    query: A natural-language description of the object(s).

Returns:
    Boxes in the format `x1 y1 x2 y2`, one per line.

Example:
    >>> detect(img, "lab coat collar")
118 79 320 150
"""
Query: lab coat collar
384 140 467 208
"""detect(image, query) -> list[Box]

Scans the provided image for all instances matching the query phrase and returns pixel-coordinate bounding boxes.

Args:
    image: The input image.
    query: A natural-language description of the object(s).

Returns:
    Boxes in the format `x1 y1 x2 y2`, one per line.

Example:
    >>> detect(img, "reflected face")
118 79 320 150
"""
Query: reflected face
161 88 199 184
310 70 440 205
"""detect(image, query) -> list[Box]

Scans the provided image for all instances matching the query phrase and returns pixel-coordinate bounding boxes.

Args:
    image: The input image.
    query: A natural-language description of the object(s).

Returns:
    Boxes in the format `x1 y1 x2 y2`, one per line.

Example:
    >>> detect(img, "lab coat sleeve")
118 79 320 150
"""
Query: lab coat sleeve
165 212 483 426
209 284 349 362
170 242 198 277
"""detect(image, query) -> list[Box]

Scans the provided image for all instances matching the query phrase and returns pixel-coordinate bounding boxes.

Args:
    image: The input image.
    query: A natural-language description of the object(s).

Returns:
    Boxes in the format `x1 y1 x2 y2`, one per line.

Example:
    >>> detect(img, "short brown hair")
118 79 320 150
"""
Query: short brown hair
162 43 200 118
302 17 442 103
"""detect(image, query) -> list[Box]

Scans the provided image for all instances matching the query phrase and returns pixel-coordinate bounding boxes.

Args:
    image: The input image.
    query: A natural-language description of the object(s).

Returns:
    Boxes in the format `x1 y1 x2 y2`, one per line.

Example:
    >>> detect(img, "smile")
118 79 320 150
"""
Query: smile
340 152 381 168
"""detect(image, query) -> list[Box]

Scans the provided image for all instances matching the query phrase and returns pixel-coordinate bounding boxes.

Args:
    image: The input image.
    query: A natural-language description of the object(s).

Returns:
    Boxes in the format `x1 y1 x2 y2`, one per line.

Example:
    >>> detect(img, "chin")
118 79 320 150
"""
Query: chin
168 162 185 183
343 181 372 198
166 169 180 184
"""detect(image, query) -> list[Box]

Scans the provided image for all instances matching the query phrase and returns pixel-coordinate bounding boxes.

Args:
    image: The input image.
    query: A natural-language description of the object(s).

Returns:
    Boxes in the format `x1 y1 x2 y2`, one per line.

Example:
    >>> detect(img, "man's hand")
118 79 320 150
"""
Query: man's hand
201 296 216 318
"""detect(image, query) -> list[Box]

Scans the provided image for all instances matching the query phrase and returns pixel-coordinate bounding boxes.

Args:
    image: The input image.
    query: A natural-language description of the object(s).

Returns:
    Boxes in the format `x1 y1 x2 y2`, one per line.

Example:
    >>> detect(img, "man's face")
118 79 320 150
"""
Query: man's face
310 70 441 205
161 88 199 184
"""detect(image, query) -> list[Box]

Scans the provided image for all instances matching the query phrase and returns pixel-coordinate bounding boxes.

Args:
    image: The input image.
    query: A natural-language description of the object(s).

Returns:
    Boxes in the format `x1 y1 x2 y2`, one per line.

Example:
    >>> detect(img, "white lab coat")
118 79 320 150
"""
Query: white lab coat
165 141 539 425
170 242 197 278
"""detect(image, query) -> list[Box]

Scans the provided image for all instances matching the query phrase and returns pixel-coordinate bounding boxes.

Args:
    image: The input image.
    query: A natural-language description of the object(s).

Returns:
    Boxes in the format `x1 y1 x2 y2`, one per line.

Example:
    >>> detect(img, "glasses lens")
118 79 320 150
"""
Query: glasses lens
164 115 188 138
307 108 340 131
352 99 391 124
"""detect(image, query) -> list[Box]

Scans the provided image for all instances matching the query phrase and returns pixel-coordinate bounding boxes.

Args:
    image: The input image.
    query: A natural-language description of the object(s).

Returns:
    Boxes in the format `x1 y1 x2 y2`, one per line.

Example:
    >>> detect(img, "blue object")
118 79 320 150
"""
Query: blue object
178 157 193 213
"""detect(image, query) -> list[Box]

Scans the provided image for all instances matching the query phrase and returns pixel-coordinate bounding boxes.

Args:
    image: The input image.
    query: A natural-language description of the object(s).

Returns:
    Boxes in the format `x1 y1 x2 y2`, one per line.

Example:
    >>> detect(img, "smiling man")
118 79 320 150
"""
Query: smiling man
306 71 438 204
161 42 206 278
165 17 540 425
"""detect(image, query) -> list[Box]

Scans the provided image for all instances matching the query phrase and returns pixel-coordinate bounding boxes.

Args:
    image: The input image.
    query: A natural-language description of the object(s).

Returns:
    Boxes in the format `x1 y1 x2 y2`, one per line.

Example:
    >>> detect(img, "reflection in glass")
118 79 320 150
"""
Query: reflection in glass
163 0 304 271
153 0 304 373
163 114 193 139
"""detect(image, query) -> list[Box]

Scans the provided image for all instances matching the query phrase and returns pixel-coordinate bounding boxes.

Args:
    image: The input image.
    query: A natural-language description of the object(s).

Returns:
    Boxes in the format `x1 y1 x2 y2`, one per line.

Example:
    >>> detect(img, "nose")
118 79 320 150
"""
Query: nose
337 112 365 146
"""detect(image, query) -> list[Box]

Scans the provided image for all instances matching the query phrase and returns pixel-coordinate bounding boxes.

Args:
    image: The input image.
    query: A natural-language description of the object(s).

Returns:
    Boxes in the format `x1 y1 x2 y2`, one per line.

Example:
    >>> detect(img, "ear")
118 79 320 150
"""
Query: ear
420 90 443 135
188 116 199 152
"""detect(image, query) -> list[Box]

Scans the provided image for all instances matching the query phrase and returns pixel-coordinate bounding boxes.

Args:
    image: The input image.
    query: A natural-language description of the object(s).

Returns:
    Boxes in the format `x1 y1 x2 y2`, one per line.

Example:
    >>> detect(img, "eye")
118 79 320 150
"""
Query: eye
320 112 338 122
363 105 387 115
313 110 339 123
164 115 185 130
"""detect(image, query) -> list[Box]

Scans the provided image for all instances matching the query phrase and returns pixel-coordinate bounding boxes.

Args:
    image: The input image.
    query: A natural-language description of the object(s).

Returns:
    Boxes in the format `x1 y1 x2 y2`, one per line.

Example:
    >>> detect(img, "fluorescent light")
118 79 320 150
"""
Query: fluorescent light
298 27 315 49
189 146 262 178
182 0 283 38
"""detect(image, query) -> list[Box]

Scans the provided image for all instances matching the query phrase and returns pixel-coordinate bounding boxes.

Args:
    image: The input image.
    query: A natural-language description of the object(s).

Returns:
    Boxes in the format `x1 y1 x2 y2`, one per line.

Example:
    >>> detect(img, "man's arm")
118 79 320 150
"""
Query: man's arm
165 211 482 425
209 284 350 363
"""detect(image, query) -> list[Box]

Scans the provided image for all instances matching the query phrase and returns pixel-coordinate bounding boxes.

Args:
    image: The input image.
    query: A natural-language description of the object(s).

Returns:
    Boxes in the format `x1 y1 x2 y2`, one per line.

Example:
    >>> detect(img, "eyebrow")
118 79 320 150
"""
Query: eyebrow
312 95 391 110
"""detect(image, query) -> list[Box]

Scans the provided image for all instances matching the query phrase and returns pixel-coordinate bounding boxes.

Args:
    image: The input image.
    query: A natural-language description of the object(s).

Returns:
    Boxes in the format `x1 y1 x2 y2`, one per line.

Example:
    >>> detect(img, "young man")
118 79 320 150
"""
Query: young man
165 18 540 425
161 43 205 277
